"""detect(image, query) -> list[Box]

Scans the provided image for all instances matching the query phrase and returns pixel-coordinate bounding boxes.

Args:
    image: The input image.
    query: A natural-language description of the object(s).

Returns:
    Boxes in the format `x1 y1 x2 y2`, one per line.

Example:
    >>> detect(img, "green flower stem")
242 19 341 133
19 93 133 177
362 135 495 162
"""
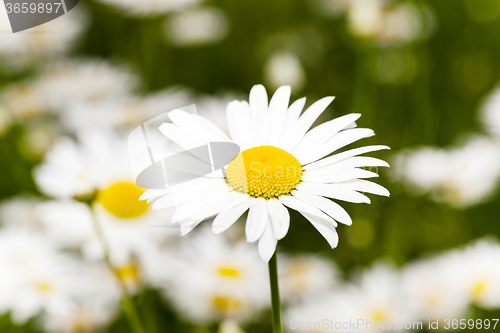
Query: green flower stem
88 205 147 333
268 251 283 333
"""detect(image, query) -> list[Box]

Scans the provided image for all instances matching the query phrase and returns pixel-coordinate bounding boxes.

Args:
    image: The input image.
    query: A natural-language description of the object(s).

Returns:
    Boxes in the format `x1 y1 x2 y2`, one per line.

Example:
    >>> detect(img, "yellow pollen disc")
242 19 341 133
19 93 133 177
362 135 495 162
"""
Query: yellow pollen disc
225 146 302 199
213 295 242 311
115 263 140 282
219 267 239 277
35 282 53 293
471 280 487 300
371 310 387 323
97 182 149 219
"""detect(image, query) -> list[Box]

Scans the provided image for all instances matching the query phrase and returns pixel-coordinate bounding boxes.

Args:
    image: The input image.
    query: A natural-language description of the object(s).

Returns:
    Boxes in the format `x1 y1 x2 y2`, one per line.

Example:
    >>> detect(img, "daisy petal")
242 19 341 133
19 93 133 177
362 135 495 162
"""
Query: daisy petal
258 223 278 262
296 182 371 204
159 123 205 150
298 128 375 165
192 192 250 221
304 145 390 170
179 218 204 236
336 180 390 197
227 100 253 150
212 198 253 234
249 85 269 146
301 168 379 183
276 97 306 149
292 113 361 159
302 211 339 248
192 115 232 142
172 191 235 222
292 190 352 225
325 156 390 169
246 197 268 242
169 109 225 143
266 86 291 146
279 195 337 227
267 198 290 239
283 96 335 152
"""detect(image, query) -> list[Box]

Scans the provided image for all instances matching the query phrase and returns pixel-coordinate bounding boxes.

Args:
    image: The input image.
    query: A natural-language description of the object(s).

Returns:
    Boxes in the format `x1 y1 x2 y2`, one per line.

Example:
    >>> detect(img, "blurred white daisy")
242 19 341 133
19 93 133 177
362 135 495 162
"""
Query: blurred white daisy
143 84 389 262
264 52 306 92
41 297 118 333
158 229 269 324
36 59 139 111
0 196 43 231
316 0 433 45
165 7 229 47
33 129 178 266
0 8 87 70
1 81 47 121
347 261 416 329
61 87 192 131
95 0 202 17
450 238 500 309
218 320 246 333
284 289 358 333
279 254 339 302
401 255 469 321
392 136 500 207
480 86 500 140
0 229 118 325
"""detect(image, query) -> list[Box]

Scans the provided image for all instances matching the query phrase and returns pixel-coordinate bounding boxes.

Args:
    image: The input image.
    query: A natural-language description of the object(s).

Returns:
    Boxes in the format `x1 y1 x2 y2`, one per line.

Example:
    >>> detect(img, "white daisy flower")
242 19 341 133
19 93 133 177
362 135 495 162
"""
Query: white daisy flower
0 229 118 325
60 87 192 131
143 84 389 262
165 7 229 47
0 80 47 121
264 52 306 93
393 135 500 207
41 297 117 333
450 238 500 309
0 196 43 231
279 254 340 302
33 129 178 266
36 59 139 111
158 229 269 324
480 86 500 140
0 8 87 70
401 255 469 321
95 0 202 17
284 290 358 333
347 261 416 329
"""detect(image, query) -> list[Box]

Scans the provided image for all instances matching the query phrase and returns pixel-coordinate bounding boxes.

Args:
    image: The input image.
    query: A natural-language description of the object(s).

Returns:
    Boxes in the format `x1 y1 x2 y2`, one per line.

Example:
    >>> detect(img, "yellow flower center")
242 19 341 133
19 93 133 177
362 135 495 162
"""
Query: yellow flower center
115 262 140 282
35 282 53 293
219 267 239 277
213 295 242 311
97 182 149 219
471 280 488 301
371 309 387 323
225 146 302 199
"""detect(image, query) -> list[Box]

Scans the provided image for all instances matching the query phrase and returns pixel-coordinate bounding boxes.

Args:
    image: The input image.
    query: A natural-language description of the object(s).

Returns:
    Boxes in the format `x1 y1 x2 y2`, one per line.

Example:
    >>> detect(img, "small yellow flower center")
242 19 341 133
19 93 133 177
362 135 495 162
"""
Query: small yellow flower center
471 280 488 301
115 263 140 282
97 182 149 219
35 282 53 293
219 267 239 277
213 295 242 311
225 146 302 199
